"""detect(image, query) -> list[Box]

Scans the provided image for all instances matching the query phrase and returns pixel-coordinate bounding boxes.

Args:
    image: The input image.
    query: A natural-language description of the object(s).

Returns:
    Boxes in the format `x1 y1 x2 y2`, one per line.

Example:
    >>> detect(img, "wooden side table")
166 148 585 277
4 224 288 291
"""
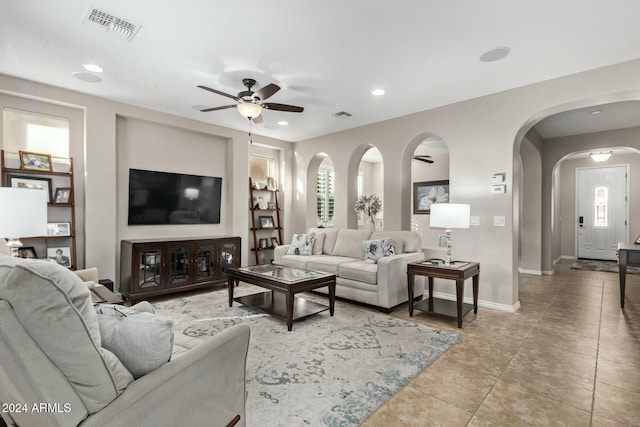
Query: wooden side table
91 285 124 305
618 242 640 308
407 260 480 328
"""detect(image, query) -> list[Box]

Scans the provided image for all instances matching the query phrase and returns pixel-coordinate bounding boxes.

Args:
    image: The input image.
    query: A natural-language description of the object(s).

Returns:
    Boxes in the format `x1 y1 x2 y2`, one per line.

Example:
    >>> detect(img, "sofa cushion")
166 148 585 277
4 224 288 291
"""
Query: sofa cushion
332 229 372 259
306 255 360 275
309 228 339 254
0 256 133 413
312 232 326 255
95 307 174 379
286 232 316 255
277 254 310 270
371 230 420 253
338 261 378 285
363 238 396 263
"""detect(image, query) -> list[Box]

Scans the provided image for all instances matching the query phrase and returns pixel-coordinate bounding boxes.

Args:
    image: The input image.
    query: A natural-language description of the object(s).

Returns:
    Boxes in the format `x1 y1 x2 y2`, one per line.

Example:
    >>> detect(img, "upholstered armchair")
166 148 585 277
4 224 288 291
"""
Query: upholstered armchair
0 255 250 427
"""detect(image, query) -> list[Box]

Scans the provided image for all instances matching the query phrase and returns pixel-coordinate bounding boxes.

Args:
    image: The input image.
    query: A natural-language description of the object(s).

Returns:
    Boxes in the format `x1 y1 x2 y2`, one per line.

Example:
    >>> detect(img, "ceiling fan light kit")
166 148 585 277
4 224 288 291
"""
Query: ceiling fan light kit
199 78 304 122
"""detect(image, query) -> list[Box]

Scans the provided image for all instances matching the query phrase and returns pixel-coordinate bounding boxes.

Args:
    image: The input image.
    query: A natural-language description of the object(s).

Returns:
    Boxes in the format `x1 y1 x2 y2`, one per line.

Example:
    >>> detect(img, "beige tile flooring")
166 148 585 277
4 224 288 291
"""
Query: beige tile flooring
362 260 640 426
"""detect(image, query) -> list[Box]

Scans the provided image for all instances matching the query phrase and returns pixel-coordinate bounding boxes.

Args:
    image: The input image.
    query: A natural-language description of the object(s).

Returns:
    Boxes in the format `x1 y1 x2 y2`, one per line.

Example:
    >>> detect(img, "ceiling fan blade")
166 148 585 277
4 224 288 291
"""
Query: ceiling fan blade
413 156 434 164
263 103 304 113
253 83 280 101
197 85 241 102
252 115 264 124
200 104 237 112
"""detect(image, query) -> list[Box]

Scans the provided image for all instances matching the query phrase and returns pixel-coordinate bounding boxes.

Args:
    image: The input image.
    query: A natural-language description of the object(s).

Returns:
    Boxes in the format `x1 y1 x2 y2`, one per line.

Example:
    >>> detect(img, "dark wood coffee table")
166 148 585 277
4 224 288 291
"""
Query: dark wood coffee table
226 265 336 331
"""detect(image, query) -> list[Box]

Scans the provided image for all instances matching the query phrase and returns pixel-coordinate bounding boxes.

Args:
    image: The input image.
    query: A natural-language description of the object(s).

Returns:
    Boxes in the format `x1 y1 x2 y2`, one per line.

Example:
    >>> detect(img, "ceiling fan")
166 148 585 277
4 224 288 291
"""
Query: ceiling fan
413 155 434 164
197 78 304 123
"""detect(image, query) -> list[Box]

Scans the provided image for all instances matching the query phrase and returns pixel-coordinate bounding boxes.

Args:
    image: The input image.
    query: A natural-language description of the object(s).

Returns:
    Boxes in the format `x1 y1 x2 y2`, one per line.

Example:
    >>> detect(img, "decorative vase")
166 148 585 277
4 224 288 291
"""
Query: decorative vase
368 217 375 232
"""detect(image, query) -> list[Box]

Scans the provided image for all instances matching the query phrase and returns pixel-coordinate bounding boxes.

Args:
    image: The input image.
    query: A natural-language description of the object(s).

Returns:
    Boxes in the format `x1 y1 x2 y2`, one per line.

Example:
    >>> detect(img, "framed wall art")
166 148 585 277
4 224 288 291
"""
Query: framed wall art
47 246 72 268
19 150 52 172
413 180 449 214
7 174 53 203
259 216 275 229
54 187 71 204
47 222 71 237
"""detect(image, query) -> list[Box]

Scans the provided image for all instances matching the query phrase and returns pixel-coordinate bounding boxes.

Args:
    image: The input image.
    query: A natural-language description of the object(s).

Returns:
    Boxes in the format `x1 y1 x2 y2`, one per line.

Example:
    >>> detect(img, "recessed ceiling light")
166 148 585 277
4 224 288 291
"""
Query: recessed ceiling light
479 47 511 62
372 89 385 96
72 72 102 83
591 110 603 115
82 63 103 73
277 121 288 126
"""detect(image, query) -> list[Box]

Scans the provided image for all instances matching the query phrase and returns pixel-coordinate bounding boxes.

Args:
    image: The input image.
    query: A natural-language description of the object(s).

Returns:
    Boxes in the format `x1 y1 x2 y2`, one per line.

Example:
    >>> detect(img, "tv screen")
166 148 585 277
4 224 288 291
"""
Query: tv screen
128 169 222 225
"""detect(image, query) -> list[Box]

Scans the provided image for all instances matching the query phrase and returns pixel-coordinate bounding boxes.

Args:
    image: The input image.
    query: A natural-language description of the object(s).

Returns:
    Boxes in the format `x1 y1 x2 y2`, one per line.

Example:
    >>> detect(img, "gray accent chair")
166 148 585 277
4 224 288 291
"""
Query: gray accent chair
0 255 250 427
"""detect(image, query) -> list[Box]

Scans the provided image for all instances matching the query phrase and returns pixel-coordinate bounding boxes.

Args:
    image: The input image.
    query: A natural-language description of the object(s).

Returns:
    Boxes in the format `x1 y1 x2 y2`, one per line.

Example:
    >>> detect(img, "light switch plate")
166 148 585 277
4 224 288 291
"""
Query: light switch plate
470 216 480 226
493 216 506 227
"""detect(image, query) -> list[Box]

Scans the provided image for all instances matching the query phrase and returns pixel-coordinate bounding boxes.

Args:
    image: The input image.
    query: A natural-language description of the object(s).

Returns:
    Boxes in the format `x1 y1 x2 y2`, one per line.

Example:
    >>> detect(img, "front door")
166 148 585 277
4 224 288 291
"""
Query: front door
577 166 627 260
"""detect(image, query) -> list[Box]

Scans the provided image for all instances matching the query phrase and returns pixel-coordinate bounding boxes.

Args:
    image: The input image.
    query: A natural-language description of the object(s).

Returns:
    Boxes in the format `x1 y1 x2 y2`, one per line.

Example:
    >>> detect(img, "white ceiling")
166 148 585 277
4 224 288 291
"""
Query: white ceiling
3 1 640 142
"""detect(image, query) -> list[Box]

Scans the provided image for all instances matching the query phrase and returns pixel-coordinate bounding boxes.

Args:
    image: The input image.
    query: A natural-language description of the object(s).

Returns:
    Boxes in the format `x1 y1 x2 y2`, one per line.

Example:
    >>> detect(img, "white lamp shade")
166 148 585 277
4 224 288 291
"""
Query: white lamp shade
430 203 470 229
237 103 263 119
0 188 48 238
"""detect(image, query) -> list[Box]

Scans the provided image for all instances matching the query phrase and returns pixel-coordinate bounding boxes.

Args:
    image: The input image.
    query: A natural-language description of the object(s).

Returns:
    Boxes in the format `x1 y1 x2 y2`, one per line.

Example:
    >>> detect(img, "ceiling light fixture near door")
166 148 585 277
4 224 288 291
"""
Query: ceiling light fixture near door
72 72 102 83
479 47 511 62
591 109 603 115
590 151 612 162
371 89 385 96
277 121 288 126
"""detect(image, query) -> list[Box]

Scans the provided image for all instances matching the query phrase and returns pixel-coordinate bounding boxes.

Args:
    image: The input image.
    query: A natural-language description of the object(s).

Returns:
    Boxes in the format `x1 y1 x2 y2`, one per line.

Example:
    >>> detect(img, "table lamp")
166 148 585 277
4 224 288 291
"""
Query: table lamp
430 203 470 265
0 188 48 257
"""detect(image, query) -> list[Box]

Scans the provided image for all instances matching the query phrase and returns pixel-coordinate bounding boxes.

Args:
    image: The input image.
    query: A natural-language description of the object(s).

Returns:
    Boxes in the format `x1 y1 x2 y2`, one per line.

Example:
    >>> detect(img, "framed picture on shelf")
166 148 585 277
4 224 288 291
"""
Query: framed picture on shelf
19 150 52 172
47 246 72 268
413 180 450 214
18 246 37 259
267 202 276 210
266 177 277 191
7 174 53 203
259 216 275 229
253 196 267 210
635 234 640 245
270 237 279 247
259 238 269 249
47 222 71 237
54 188 71 204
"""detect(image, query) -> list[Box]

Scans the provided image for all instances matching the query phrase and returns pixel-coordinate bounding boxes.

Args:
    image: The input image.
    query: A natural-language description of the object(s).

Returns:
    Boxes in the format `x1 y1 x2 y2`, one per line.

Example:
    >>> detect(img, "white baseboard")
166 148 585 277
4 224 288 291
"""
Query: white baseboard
518 268 542 275
542 270 554 275
431 291 520 313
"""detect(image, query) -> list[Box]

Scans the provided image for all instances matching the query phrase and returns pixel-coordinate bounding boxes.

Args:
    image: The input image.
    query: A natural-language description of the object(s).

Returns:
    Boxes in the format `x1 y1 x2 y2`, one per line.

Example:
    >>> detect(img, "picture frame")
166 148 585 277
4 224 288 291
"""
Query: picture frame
47 246 72 268
267 202 276 210
259 238 269 249
19 150 52 172
253 196 267 210
18 246 37 259
7 174 53 203
266 177 277 191
270 237 279 247
413 180 450 214
47 222 71 237
259 216 275 229
54 187 72 204
635 234 640 245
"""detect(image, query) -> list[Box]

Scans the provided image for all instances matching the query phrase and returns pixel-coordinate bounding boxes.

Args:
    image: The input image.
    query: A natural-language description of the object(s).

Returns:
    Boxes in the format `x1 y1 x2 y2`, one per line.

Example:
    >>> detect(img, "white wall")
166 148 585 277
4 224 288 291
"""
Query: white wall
519 135 542 274
0 73 293 284
293 58 640 311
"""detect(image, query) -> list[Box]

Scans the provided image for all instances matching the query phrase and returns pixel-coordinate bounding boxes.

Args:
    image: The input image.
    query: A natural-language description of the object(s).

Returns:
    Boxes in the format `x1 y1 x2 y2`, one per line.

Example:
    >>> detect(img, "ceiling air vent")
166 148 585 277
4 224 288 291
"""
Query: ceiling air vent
83 6 141 42
331 111 352 119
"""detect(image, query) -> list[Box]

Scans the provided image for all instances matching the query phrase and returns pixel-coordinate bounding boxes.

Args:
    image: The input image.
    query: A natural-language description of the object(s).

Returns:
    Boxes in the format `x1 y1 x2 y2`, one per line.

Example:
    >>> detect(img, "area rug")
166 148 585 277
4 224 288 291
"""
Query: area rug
153 285 461 426
571 259 640 274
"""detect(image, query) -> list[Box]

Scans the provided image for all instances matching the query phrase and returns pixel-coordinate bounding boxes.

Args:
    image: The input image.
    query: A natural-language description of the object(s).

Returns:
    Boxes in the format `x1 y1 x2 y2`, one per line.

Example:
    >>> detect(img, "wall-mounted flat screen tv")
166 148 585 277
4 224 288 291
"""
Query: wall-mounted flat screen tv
128 168 222 225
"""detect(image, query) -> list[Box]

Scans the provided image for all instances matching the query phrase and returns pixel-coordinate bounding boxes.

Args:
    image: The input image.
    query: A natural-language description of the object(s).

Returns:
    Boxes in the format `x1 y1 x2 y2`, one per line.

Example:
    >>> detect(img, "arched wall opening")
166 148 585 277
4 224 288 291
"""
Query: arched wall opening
306 152 334 230
346 144 378 229
356 146 384 230
513 95 640 279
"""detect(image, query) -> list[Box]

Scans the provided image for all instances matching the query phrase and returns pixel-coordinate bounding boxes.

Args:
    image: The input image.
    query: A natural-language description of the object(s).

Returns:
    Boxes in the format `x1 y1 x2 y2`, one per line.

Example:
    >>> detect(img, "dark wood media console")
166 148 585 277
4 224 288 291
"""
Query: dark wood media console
120 236 241 304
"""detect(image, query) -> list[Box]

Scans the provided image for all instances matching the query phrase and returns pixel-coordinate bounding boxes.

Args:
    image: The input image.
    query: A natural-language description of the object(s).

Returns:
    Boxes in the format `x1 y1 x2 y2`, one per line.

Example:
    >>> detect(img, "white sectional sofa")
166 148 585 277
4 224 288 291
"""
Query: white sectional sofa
274 228 425 312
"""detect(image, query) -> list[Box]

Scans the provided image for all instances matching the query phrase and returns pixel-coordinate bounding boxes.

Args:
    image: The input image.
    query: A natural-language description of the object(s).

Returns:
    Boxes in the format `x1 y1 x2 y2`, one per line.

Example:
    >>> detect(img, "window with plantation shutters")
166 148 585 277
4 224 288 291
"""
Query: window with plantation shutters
317 168 334 222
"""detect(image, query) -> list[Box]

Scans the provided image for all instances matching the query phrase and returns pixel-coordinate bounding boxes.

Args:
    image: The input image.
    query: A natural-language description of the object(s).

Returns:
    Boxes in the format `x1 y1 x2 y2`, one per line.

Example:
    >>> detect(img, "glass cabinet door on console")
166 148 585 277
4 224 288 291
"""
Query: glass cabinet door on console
133 245 164 294
167 242 191 288
216 239 241 279
195 241 216 283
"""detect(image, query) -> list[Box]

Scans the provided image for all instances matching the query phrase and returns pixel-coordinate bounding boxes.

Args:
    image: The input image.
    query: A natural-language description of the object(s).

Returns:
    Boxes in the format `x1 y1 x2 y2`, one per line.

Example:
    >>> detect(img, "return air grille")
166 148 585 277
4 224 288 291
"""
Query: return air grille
84 6 141 42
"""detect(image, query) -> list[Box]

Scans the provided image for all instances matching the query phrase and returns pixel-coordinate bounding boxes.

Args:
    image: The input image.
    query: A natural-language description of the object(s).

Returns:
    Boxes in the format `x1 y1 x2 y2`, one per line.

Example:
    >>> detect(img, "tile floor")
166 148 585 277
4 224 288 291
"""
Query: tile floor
362 259 640 426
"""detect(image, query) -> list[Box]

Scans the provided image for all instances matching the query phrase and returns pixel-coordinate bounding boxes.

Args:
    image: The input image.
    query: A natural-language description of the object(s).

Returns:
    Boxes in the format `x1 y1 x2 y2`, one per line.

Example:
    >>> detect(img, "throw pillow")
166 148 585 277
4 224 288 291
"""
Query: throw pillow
363 238 396 263
286 232 316 255
96 306 174 379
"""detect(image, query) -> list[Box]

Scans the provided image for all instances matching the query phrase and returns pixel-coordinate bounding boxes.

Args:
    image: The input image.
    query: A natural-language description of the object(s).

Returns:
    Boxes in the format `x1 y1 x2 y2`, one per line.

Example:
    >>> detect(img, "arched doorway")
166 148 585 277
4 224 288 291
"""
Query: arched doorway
356 146 384 230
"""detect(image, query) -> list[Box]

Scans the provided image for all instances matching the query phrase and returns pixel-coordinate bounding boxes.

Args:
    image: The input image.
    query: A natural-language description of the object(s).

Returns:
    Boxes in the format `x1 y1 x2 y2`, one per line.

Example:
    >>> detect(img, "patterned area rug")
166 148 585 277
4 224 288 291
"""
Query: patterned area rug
154 285 460 426
571 259 640 274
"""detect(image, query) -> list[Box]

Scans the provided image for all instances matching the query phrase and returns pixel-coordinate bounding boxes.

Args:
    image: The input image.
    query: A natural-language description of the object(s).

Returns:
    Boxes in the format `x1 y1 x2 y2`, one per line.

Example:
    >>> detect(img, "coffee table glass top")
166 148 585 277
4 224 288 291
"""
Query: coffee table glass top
234 264 333 283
